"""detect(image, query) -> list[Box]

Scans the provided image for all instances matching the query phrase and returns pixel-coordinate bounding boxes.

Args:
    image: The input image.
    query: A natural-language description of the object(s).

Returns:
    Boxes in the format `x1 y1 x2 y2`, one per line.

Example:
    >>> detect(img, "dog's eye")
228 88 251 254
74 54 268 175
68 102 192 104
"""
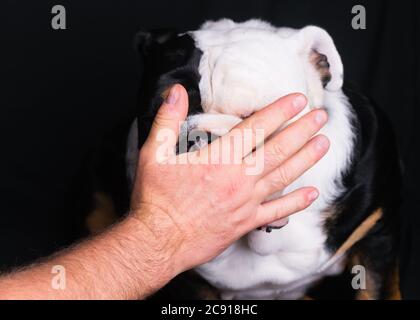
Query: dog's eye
176 130 218 155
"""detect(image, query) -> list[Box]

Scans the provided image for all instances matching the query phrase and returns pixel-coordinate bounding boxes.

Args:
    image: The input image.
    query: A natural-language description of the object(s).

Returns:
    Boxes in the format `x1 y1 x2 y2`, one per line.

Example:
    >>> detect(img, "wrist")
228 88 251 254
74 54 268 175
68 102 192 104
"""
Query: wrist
130 205 185 293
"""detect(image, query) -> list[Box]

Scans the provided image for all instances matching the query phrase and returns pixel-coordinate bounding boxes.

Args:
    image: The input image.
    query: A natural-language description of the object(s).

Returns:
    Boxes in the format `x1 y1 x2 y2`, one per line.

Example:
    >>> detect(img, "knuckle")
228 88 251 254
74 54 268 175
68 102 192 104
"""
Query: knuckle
271 142 289 161
269 168 289 191
273 207 283 220
250 119 270 143
153 116 166 129
153 114 174 131
278 167 292 187
251 117 269 132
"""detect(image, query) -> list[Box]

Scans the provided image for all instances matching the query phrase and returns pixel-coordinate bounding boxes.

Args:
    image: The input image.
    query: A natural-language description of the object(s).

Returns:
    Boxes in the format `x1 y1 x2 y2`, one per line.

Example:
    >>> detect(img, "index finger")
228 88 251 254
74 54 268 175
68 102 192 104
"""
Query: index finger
210 94 308 159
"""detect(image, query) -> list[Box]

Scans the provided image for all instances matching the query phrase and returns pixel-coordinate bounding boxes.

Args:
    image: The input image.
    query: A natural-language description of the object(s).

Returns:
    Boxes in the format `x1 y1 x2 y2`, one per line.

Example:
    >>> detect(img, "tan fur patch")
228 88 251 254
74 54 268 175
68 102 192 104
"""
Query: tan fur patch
351 250 401 300
351 253 378 300
386 265 401 300
86 192 119 234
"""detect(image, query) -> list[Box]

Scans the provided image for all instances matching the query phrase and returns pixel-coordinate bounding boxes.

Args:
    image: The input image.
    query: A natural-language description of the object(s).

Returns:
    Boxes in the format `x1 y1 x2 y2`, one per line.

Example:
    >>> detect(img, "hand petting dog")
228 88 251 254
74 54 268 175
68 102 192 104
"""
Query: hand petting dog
0 84 328 300
131 84 329 276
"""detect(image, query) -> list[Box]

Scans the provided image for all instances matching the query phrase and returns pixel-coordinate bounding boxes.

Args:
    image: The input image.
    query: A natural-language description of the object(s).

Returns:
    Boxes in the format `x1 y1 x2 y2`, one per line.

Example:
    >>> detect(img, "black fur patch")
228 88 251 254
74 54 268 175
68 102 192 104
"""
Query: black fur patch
324 82 401 297
135 31 203 147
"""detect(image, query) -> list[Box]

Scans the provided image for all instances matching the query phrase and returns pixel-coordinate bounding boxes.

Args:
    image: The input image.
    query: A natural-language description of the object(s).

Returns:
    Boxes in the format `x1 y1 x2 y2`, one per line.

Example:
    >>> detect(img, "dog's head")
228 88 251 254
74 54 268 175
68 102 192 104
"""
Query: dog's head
136 19 343 151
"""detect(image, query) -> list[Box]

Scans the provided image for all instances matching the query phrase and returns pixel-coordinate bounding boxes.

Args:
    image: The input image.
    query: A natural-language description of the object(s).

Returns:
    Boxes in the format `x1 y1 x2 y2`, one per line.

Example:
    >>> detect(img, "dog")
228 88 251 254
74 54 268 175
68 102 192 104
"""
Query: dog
126 19 401 300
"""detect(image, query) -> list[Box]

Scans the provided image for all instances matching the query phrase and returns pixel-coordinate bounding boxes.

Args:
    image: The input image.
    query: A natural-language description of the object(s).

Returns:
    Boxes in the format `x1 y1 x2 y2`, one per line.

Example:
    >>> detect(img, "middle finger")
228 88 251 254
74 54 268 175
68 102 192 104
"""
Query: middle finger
245 109 328 179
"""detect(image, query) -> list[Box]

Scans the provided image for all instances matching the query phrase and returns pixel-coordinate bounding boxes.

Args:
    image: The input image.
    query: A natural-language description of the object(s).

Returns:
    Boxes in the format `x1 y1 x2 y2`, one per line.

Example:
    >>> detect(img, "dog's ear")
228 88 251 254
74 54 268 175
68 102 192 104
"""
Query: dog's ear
298 26 344 91
134 29 176 56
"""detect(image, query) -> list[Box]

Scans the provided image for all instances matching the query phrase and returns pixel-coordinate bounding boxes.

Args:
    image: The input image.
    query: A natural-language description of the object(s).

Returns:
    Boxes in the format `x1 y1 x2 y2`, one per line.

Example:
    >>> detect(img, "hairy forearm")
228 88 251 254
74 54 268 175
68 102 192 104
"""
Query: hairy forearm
0 213 179 300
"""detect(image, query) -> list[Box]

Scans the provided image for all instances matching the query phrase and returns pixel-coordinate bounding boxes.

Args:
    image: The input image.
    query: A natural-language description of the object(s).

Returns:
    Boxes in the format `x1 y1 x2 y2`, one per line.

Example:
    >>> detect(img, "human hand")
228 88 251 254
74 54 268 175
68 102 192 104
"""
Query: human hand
131 84 329 278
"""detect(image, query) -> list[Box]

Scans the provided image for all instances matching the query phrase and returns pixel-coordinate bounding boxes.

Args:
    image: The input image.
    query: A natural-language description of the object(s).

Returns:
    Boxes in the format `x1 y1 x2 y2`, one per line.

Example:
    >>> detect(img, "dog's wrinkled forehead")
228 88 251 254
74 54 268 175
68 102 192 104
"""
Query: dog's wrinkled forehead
135 19 344 142
190 19 344 117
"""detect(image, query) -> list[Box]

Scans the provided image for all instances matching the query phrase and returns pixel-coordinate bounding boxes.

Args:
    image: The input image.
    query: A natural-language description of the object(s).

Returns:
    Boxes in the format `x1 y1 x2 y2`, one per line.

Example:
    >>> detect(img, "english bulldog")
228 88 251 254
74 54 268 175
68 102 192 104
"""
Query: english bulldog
126 19 401 300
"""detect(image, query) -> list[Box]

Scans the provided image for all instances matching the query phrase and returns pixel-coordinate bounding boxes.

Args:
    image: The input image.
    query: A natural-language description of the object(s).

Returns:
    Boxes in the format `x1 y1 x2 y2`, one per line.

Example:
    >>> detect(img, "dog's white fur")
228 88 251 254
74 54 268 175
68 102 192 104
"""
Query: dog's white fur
127 19 356 299
189 20 355 299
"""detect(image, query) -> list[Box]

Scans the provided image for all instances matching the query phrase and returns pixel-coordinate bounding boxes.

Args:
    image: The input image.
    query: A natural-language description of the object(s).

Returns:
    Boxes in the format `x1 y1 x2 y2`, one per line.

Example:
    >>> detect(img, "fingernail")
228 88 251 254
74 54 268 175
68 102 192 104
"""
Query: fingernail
292 95 307 110
165 86 179 105
308 190 319 202
315 136 330 151
314 110 327 125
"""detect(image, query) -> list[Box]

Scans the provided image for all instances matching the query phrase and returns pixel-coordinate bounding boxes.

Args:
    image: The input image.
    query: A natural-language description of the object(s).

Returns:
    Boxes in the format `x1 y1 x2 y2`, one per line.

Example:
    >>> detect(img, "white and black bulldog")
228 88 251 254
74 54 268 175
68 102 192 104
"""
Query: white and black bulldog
126 19 401 300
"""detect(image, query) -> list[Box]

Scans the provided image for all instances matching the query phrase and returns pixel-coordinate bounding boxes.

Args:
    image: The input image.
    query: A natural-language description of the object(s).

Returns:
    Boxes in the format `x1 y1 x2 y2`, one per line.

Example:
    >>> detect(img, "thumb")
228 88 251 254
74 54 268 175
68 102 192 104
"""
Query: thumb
144 84 189 159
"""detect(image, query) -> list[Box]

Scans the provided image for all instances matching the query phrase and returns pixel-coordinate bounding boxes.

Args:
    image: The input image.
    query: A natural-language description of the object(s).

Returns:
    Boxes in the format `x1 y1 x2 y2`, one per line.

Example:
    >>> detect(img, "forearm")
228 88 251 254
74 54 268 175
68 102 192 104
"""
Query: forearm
0 213 179 300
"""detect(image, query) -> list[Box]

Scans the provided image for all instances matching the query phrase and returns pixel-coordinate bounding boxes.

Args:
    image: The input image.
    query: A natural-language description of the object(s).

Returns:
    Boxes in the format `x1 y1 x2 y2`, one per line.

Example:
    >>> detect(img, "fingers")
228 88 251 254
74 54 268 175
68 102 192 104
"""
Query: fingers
255 187 319 228
210 94 308 159
248 108 328 178
143 84 189 160
255 135 330 199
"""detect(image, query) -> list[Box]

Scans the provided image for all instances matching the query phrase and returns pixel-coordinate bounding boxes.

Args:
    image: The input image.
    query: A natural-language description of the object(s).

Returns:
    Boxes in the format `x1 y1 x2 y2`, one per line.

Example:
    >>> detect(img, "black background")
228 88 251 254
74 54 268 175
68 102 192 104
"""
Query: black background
1 0 419 299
